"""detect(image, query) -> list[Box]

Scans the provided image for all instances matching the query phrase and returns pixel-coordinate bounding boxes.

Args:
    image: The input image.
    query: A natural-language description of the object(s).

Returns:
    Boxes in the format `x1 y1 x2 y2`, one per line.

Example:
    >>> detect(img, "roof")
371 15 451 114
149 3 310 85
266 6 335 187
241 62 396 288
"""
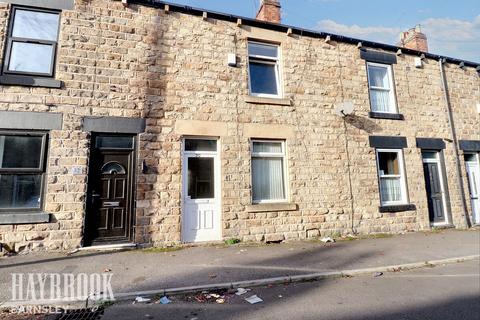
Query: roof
130 0 480 68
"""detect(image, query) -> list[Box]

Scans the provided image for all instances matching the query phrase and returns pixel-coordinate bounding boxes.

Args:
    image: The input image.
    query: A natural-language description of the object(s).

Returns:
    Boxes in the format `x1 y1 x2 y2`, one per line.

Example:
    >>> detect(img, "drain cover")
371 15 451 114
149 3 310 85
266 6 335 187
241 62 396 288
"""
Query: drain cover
57 307 104 320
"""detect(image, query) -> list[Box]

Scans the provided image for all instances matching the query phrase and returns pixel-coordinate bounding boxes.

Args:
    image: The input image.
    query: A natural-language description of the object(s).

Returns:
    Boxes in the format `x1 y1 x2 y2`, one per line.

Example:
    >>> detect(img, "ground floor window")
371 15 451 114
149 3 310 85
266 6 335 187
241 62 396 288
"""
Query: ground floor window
376 149 408 206
0 132 47 211
251 140 287 203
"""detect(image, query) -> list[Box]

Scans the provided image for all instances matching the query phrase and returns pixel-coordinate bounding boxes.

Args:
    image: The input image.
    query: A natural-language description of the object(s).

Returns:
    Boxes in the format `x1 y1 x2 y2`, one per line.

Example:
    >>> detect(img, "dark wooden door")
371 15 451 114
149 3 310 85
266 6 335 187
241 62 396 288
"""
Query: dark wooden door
85 135 135 245
423 162 445 223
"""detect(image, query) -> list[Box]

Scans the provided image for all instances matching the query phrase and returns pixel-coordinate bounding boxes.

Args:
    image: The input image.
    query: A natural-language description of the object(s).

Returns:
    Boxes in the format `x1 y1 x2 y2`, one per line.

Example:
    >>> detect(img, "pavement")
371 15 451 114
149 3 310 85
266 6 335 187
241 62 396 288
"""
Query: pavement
102 260 480 320
0 229 479 306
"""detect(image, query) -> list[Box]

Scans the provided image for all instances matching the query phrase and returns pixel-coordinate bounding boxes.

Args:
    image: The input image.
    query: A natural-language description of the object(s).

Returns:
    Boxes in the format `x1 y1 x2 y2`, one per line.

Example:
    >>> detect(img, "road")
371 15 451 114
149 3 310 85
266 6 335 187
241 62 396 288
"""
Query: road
102 260 480 320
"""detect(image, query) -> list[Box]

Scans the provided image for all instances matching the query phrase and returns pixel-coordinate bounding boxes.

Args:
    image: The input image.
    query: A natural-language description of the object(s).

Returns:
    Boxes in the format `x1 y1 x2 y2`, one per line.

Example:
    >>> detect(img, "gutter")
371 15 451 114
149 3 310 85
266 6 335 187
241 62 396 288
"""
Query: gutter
129 0 480 69
439 59 471 228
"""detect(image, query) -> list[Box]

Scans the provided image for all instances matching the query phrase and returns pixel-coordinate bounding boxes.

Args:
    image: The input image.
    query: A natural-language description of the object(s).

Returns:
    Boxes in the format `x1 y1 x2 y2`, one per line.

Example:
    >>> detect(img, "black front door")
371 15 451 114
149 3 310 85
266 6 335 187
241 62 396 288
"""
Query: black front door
85 134 136 245
423 162 445 223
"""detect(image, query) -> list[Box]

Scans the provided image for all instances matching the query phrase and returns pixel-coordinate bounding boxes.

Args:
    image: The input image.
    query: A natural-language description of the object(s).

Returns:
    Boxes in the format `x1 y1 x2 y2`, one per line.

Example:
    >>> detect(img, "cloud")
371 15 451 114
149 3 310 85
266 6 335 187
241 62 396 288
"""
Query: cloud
315 15 480 62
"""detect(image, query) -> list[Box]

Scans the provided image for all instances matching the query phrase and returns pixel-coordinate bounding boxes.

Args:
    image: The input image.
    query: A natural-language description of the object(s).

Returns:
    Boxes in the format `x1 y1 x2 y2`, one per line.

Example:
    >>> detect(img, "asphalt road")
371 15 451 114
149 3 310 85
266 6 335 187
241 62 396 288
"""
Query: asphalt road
102 260 480 320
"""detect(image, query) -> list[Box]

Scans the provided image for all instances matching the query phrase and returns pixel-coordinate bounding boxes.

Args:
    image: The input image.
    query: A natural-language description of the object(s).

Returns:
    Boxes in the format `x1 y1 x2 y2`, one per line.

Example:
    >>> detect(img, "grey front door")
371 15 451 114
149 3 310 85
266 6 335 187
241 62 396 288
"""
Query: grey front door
423 162 445 224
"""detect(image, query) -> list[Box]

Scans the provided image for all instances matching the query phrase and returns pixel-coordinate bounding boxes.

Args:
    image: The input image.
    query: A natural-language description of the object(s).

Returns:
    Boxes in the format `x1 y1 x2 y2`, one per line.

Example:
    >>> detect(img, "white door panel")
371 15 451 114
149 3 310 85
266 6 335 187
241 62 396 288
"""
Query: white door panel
466 155 480 224
182 141 221 242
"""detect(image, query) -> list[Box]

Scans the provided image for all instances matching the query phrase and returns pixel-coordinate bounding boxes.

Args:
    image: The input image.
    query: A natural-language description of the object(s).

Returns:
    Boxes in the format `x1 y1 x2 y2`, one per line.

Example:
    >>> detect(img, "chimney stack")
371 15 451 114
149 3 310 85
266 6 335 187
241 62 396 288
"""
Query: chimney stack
398 25 429 52
256 0 281 24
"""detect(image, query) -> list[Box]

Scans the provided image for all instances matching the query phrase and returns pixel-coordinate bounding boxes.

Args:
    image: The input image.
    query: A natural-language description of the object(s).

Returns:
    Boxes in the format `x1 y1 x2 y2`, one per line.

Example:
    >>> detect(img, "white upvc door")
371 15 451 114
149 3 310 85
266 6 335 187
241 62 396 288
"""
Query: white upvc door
182 139 221 242
465 154 480 224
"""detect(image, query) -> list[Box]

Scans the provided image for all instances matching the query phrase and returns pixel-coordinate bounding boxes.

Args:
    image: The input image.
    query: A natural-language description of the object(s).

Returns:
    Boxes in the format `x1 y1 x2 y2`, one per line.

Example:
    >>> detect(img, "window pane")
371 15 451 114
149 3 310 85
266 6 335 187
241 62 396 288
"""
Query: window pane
253 142 282 153
464 154 477 162
188 158 214 199
96 136 134 149
101 162 126 175
0 135 43 169
0 174 42 209
422 151 438 160
8 42 54 74
370 89 393 112
249 62 279 95
252 158 285 201
248 42 278 58
378 152 399 175
368 66 389 88
12 9 59 41
380 177 402 203
185 139 217 152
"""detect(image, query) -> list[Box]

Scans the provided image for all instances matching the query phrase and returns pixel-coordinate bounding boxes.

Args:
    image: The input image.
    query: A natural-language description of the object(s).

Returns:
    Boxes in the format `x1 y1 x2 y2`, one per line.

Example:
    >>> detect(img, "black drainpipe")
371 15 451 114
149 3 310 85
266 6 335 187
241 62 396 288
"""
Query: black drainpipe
438 59 471 228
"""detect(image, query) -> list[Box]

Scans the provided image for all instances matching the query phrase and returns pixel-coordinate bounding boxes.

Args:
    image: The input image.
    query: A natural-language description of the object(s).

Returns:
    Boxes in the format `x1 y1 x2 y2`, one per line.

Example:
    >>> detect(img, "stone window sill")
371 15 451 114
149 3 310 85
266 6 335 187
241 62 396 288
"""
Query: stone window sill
245 96 292 106
0 75 62 89
0 212 50 225
246 203 298 213
369 112 404 120
379 204 416 213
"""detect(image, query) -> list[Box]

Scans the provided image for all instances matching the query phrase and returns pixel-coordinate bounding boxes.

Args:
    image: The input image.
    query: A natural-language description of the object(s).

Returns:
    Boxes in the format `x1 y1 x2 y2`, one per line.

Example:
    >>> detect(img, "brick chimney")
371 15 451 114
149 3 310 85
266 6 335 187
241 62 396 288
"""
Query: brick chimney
398 25 429 52
256 0 281 24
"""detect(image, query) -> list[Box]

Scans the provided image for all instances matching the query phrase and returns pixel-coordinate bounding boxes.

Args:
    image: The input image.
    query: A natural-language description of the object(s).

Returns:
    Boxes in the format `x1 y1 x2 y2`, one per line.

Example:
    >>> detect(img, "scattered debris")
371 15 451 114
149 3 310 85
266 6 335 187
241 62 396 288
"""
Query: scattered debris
190 290 233 304
103 268 112 273
235 288 251 296
159 296 171 304
245 295 263 304
320 237 335 243
373 272 383 277
134 296 151 304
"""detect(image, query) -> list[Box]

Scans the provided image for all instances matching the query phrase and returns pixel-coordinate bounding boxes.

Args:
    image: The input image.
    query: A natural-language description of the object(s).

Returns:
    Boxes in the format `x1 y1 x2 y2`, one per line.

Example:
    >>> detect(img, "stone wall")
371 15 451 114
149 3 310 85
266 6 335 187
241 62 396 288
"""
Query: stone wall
0 0 478 252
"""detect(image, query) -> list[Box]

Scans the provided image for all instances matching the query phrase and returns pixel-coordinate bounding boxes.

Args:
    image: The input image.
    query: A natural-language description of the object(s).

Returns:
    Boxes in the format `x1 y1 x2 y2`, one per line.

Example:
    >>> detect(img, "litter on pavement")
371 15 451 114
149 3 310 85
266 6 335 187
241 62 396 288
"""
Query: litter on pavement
190 290 234 304
133 296 151 304
235 288 251 296
159 296 171 304
245 295 263 304
320 237 335 243
373 272 384 277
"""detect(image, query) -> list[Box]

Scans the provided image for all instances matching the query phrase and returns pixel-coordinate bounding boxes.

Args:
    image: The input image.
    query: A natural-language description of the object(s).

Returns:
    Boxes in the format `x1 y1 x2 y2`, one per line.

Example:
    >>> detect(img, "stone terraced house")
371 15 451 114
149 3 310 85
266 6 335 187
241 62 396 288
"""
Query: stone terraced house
0 0 479 253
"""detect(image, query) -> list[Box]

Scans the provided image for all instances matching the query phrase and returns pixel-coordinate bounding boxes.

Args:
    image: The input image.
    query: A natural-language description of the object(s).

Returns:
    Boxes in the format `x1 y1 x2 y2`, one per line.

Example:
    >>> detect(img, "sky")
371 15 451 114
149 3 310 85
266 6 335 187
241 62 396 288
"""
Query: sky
166 0 480 62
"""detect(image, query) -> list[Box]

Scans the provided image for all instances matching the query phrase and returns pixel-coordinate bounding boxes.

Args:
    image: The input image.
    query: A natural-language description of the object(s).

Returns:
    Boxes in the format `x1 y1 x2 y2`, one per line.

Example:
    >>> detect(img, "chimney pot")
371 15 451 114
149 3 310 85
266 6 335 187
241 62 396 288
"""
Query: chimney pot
398 24 429 52
256 0 281 24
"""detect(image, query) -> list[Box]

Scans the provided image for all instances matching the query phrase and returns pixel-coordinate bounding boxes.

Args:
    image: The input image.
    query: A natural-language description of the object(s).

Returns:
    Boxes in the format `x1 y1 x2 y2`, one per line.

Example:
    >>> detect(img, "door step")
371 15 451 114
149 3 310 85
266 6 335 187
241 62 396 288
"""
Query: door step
77 243 137 252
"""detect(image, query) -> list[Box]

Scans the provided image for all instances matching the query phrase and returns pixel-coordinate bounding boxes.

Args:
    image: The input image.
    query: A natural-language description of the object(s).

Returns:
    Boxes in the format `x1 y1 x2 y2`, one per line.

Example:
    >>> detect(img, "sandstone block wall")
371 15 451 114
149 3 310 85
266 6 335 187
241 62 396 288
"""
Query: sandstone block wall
0 0 478 252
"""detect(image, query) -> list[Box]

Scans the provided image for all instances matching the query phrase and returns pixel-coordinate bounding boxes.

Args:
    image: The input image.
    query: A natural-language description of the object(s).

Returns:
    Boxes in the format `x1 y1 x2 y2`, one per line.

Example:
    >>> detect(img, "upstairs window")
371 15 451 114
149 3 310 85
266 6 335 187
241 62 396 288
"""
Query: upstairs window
0 132 47 212
3 7 60 77
248 41 281 98
367 62 397 113
376 149 408 206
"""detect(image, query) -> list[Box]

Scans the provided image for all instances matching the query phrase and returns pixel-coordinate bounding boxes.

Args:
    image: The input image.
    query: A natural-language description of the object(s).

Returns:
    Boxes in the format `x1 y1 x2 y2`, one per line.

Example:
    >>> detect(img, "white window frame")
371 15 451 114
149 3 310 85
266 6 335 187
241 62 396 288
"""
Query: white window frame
247 41 282 99
251 139 288 204
4 6 61 77
367 62 398 114
376 148 408 206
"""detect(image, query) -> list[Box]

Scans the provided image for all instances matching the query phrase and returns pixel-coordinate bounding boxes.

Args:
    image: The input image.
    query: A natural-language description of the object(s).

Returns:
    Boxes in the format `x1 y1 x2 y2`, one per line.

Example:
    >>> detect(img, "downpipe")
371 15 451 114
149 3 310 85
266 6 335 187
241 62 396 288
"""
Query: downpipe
438 59 471 228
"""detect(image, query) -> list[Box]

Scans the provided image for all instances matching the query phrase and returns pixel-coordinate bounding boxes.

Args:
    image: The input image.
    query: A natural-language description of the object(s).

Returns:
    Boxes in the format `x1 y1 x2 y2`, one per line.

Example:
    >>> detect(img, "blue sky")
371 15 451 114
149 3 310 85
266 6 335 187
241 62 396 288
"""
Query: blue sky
167 0 480 62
